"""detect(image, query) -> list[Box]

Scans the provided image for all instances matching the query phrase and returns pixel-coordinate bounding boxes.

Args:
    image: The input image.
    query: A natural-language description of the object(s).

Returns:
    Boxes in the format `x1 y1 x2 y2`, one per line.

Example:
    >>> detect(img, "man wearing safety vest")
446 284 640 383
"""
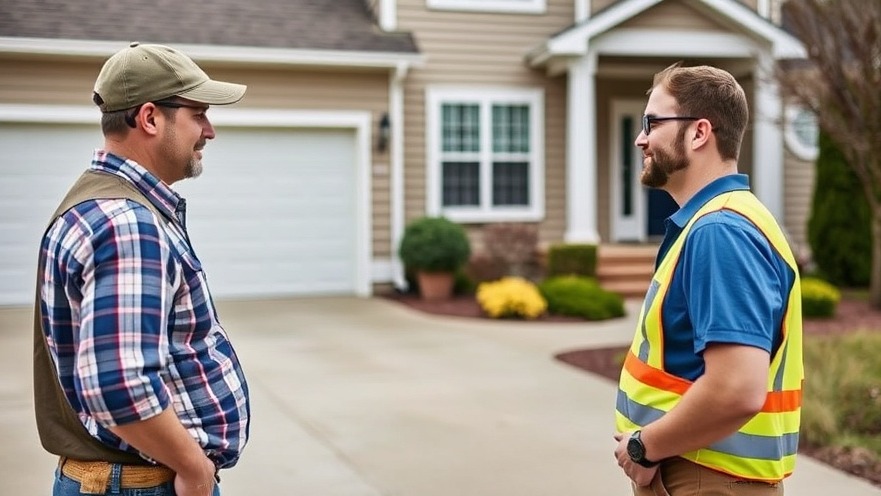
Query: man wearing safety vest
612 63 803 496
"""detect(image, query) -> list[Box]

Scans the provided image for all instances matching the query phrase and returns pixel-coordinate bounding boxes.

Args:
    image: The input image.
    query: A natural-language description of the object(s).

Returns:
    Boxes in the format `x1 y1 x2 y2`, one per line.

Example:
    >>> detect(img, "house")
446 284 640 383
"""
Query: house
0 0 816 306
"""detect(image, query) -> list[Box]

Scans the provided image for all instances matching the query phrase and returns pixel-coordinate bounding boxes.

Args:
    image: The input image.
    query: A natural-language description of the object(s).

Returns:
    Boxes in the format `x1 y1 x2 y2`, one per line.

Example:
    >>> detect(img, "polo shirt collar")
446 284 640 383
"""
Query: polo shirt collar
668 174 751 228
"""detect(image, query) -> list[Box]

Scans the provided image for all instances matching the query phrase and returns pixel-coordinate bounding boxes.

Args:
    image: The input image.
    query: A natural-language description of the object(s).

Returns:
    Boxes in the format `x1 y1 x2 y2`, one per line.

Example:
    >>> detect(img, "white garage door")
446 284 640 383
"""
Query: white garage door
0 122 360 306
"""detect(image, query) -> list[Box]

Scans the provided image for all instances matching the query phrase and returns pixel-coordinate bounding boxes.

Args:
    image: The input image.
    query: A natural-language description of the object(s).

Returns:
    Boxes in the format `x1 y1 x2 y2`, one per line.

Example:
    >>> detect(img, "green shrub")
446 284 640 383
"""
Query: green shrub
476 277 547 319
398 217 471 272
538 276 625 321
807 131 871 287
801 277 841 318
546 244 597 278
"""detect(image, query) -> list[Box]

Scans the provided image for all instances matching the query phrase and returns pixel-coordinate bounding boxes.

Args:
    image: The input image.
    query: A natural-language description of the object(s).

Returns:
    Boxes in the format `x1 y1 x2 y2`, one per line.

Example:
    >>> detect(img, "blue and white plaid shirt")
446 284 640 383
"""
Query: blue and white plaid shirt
39 150 249 468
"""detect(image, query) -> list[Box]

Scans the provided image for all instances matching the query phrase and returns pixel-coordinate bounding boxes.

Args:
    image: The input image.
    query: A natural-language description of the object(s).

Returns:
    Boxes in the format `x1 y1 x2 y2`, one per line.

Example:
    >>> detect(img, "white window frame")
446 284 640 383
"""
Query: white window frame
426 0 545 14
784 105 819 162
426 87 544 223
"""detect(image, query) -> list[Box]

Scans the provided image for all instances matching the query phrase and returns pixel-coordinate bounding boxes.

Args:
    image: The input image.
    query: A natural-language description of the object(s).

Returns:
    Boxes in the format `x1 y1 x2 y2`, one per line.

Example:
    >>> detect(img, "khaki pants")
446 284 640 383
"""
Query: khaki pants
632 457 783 496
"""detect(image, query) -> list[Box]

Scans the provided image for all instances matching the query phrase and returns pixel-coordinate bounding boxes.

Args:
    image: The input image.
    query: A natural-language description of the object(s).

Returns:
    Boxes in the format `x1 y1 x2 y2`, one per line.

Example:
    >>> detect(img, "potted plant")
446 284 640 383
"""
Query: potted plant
398 216 471 300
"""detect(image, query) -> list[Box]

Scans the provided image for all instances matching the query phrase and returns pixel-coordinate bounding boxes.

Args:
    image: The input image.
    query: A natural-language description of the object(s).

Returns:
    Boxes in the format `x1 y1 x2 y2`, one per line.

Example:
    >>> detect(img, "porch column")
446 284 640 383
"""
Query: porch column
751 53 784 223
565 51 601 243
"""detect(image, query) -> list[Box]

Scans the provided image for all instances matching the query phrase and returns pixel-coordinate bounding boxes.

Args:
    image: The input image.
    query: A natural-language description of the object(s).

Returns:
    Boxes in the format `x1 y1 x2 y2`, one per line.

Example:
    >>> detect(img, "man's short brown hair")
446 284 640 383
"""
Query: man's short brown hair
651 63 748 161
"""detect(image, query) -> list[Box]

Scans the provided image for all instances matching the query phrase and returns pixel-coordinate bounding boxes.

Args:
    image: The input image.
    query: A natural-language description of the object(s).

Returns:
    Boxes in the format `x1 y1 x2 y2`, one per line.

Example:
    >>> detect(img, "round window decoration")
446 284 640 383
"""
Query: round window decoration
784 106 819 161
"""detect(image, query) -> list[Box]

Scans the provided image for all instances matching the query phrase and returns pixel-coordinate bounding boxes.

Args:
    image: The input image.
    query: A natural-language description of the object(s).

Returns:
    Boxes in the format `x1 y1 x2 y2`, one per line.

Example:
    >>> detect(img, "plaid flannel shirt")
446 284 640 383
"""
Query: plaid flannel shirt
39 150 249 468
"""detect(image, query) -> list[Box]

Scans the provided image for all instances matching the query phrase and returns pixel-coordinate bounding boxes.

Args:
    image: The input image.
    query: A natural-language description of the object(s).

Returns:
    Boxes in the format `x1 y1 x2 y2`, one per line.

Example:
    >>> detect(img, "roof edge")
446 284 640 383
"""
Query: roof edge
0 37 425 69
528 0 805 67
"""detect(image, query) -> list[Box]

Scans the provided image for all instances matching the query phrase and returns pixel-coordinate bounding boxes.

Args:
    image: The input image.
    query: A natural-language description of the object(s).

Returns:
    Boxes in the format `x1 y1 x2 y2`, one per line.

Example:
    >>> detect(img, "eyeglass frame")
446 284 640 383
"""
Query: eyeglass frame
642 115 701 136
124 100 208 128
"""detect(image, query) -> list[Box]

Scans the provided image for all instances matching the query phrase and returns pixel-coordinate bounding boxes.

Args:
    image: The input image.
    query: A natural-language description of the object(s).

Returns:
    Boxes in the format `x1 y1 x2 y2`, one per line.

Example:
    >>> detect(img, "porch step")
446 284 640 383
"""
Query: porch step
597 244 658 298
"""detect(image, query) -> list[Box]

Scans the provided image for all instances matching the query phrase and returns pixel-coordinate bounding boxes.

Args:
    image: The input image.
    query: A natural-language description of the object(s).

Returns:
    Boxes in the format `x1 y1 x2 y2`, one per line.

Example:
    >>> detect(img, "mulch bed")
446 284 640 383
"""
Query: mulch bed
383 293 881 487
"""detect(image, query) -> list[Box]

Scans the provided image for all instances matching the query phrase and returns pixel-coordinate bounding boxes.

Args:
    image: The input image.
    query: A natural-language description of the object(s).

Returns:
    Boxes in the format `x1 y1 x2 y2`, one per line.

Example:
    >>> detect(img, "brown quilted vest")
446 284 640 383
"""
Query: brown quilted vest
33 170 170 464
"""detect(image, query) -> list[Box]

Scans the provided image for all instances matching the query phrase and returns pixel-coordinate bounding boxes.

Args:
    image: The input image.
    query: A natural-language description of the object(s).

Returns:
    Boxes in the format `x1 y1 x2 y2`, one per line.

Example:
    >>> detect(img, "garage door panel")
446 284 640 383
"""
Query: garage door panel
175 126 358 299
0 123 360 305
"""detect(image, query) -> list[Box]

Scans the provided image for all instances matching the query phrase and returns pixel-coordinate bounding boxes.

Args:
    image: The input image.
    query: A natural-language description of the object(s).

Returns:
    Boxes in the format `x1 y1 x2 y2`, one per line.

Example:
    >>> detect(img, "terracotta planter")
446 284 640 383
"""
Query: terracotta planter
417 271 455 301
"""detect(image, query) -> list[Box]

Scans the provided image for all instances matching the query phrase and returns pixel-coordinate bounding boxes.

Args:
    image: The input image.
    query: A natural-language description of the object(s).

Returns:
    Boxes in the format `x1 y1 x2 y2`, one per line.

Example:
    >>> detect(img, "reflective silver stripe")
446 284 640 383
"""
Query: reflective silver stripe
773 339 788 392
638 280 661 362
616 391 799 460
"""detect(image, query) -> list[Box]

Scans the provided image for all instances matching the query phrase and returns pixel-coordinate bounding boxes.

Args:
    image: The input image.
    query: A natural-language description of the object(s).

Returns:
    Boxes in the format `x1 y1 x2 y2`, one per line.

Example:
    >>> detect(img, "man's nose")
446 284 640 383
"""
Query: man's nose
634 130 647 148
203 119 216 140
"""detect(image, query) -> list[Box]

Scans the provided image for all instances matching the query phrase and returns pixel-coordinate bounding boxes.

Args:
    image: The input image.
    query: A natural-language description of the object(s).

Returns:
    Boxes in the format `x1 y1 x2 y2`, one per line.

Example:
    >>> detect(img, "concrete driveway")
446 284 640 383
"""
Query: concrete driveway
2 297 878 495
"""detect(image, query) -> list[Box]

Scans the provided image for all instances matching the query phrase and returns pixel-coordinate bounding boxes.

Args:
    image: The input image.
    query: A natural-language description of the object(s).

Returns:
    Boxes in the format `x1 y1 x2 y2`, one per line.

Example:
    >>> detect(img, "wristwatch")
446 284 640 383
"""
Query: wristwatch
627 430 660 468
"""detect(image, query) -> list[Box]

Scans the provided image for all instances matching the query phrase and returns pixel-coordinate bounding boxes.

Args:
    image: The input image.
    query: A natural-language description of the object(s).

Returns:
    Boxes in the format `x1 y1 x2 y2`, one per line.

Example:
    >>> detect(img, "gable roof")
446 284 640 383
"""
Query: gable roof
0 0 419 64
528 0 805 67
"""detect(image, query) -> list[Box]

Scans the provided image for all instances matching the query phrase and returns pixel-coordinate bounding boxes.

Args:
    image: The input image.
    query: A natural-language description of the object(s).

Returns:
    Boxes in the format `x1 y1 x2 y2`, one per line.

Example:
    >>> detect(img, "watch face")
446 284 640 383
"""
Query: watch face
627 436 645 461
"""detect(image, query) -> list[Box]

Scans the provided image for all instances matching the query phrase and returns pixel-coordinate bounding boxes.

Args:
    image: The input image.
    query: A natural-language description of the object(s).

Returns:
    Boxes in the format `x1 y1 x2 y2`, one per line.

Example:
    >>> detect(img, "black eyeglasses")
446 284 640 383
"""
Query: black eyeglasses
642 115 700 136
125 100 208 128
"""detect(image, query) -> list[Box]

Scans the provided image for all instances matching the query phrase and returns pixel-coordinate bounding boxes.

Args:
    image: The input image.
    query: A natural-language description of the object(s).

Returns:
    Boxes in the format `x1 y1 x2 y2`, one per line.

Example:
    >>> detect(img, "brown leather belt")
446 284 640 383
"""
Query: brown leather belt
59 457 175 494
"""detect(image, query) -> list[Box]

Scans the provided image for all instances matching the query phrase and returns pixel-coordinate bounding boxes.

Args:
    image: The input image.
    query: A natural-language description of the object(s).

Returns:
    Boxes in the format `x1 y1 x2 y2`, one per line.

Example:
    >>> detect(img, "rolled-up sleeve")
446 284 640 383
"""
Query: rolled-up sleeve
73 202 173 426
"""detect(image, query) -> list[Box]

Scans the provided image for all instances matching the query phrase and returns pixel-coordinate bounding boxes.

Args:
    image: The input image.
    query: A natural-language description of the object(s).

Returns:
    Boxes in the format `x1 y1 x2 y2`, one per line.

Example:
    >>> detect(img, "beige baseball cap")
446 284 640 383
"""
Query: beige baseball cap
93 42 246 112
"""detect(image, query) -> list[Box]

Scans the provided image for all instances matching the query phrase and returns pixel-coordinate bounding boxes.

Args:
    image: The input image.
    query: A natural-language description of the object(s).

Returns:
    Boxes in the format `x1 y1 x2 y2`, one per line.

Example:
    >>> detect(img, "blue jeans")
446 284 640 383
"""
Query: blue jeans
53 466 221 496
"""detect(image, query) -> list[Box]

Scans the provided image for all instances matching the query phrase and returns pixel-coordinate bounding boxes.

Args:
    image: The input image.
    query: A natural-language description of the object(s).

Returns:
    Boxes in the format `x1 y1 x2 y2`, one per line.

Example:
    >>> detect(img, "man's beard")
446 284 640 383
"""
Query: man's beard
185 158 203 179
640 127 688 188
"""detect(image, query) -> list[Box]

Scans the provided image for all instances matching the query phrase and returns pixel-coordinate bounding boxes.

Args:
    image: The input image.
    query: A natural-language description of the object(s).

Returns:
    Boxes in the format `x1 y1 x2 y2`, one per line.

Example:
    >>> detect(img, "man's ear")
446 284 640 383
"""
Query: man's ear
136 103 162 136
690 118 713 151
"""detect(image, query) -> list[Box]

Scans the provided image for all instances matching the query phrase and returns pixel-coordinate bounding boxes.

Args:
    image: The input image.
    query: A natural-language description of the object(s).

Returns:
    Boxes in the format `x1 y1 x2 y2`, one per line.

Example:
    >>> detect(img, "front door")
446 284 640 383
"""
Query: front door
610 101 646 242
610 100 678 242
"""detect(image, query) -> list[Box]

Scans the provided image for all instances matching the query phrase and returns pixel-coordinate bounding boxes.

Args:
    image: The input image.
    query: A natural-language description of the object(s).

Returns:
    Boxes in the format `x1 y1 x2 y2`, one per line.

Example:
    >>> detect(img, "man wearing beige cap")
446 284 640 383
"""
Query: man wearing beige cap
34 42 250 496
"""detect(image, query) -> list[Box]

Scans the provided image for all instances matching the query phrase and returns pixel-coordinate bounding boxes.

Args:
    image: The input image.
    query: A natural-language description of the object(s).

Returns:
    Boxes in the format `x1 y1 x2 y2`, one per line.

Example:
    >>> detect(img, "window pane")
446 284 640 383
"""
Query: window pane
792 109 819 149
442 104 480 152
621 116 633 216
492 161 529 206
492 104 530 153
443 161 480 206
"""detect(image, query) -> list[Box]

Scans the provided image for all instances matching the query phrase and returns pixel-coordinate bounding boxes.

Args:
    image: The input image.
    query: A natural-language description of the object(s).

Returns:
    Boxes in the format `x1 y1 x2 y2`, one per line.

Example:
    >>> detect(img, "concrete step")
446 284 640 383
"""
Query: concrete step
596 244 658 298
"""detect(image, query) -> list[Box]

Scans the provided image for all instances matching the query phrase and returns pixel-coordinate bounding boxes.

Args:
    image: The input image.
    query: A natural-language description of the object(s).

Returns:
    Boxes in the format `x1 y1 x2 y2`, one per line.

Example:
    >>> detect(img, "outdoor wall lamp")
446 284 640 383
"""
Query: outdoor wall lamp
377 112 390 153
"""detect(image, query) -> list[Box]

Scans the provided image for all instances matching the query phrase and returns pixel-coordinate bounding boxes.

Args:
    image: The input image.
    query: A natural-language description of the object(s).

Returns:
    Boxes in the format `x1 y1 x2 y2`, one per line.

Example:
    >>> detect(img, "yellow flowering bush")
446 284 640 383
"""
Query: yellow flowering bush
801 277 841 318
476 277 547 319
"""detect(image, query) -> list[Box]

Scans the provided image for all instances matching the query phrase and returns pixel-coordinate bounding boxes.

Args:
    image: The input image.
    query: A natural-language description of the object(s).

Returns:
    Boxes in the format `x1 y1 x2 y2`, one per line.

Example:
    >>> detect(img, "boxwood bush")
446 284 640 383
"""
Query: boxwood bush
538 276 625 321
546 244 597 278
801 277 841 318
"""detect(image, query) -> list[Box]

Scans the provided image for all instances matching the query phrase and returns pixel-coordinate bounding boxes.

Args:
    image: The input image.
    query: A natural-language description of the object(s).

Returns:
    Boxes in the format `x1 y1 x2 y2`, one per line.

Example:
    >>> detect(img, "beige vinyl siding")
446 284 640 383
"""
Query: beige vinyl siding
783 149 815 251
591 0 618 15
0 58 394 258
397 0 572 245
620 0 733 31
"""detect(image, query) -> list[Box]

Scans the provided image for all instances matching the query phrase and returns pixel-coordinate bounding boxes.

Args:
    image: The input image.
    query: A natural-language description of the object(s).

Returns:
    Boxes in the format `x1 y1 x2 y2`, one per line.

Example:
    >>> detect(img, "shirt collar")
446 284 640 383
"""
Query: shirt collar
668 174 751 228
89 149 183 220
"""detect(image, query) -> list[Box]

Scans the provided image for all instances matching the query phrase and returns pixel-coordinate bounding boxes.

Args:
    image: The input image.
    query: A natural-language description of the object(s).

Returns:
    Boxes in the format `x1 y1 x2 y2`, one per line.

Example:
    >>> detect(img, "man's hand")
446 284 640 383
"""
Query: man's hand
614 432 658 487
173 456 217 496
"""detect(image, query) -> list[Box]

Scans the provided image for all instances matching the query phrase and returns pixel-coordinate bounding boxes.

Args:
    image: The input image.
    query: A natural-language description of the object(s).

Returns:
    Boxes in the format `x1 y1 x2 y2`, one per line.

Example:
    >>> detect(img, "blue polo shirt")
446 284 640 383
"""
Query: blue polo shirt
657 174 796 381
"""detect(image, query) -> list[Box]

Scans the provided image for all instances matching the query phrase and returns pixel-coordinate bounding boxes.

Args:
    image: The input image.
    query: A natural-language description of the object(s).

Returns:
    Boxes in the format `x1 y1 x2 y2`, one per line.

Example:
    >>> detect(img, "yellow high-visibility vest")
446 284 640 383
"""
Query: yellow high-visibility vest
615 190 804 482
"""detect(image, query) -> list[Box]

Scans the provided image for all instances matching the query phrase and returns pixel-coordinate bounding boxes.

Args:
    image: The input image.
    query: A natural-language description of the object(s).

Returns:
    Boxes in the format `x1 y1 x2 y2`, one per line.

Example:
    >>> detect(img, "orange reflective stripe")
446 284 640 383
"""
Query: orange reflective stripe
762 389 802 413
624 351 691 395
625 351 801 413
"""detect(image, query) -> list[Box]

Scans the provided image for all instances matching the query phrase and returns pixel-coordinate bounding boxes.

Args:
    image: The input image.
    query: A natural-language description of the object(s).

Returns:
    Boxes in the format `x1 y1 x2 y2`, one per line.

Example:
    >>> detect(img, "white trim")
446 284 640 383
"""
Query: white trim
427 0 546 14
390 63 408 290
757 0 770 18
593 29 760 58
610 100 648 243
751 54 785 223
380 0 397 31
0 37 424 69
531 0 805 66
371 258 395 282
783 105 819 162
425 86 545 223
0 104 374 297
564 52 600 243
575 0 590 22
